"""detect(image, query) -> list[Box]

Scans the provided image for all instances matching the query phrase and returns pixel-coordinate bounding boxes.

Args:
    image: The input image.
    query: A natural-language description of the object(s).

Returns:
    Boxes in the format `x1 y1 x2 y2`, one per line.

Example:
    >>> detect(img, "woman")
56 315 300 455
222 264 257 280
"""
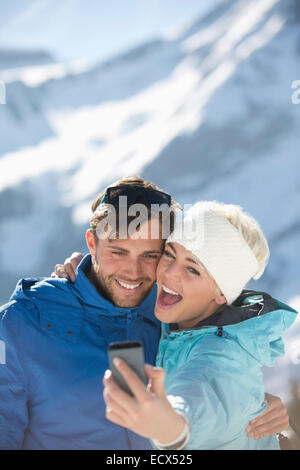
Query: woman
54 201 296 449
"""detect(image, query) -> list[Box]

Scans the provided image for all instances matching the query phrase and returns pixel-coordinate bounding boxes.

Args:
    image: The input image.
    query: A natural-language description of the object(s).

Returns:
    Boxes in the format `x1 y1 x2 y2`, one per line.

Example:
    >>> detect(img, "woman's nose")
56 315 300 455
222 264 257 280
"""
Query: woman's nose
164 260 181 281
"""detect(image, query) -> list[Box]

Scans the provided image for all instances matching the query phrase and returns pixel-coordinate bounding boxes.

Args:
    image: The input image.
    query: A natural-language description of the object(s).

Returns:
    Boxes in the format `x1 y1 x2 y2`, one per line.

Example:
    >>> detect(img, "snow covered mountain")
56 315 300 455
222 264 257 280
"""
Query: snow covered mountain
0 48 54 71
0 0 299 399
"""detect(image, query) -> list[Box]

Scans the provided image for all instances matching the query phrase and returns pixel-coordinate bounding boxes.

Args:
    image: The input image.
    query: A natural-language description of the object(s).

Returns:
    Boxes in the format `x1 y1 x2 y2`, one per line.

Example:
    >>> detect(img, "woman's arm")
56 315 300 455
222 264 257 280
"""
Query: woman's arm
51 252 84 282
104 354 288 449
103 357 244 449
103 361 187 446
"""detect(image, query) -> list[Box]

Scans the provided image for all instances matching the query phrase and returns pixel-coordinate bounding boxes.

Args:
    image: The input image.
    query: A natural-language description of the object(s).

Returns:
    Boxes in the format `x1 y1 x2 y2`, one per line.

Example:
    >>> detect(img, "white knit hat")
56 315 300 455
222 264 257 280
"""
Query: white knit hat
166 202 259 305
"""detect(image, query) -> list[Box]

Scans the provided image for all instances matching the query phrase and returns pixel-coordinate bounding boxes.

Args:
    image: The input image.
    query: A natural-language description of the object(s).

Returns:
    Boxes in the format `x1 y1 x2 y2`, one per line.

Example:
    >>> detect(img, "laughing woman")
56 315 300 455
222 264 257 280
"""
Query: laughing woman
102 201 297 450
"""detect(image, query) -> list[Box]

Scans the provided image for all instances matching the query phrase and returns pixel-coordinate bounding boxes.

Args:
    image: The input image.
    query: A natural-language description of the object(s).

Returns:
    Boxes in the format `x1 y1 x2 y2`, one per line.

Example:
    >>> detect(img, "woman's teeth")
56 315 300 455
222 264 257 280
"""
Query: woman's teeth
162 284 180 296
117 280 142 290
158 284 183 309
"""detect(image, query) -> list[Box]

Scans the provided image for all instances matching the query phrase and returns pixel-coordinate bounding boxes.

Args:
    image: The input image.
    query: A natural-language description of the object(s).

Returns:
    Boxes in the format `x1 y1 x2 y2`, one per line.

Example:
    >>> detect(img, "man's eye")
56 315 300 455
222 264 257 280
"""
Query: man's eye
144 254 159 259
112 251 125 256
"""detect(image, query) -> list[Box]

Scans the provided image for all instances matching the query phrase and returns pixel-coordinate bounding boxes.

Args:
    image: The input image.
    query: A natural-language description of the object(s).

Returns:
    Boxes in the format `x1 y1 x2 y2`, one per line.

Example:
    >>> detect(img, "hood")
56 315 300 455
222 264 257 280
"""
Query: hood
168 290 298 367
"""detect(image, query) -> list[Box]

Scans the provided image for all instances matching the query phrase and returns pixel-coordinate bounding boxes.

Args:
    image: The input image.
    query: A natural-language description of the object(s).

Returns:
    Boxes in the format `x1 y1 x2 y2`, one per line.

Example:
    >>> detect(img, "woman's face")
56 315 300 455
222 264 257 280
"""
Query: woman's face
155 242 226 329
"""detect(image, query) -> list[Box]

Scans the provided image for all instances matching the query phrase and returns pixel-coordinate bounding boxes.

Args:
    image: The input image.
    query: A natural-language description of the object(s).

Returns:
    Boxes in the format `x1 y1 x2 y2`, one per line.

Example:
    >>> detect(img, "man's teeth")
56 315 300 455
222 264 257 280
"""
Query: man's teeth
117 280 142 290
162 285 180 296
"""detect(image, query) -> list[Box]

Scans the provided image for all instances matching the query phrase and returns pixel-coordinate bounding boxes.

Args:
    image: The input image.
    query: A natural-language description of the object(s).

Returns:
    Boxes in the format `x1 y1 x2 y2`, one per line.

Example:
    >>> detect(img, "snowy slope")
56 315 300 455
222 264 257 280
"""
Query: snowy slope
0 0 299 398
0 48 54 71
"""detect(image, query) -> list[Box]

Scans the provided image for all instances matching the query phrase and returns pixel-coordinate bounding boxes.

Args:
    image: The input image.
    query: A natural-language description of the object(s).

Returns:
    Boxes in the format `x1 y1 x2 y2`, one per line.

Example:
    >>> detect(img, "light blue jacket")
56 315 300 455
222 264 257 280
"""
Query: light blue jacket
0 255 161 449
155 291 297 450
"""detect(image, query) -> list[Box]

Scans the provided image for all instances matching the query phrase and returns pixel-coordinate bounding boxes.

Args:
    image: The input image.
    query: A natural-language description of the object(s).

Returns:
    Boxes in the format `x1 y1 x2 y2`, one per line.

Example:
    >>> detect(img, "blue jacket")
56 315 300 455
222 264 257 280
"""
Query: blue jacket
0 255 161 449
155 291 297 450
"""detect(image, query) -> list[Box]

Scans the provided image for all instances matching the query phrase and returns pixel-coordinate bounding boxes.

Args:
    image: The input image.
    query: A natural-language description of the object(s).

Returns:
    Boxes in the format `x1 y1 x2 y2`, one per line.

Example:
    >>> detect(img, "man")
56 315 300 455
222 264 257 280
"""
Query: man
0 176 288 449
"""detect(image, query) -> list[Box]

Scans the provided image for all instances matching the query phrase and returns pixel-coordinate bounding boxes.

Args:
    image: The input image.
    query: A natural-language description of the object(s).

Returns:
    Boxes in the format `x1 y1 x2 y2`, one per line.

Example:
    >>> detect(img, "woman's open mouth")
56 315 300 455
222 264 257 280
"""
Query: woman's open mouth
157 284 183 310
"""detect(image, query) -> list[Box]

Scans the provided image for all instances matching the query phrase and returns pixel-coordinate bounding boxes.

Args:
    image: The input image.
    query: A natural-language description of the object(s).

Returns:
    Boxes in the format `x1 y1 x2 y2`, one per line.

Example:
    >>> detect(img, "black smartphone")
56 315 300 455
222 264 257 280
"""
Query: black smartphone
107 340 147 396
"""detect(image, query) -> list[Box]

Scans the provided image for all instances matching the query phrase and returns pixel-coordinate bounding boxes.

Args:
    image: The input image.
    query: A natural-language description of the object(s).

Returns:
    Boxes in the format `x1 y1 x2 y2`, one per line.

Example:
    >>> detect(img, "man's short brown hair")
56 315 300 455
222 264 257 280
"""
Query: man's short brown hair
90 176 180 241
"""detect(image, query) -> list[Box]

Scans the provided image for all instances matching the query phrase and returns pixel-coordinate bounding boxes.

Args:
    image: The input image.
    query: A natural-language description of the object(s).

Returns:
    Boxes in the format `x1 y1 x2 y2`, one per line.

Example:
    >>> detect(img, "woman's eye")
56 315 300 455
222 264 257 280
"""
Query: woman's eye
163 250 174 258
188 267 200 276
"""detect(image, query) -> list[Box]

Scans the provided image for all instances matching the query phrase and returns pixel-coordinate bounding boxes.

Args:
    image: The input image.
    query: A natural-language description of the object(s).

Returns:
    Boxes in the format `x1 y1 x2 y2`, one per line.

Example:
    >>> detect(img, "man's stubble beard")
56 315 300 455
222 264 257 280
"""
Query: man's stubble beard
88 258 155 308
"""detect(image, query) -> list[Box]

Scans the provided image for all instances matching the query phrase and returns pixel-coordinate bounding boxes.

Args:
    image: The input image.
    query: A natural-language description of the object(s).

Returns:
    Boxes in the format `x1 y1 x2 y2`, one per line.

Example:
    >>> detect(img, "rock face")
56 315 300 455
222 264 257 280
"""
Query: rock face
0 0 299 396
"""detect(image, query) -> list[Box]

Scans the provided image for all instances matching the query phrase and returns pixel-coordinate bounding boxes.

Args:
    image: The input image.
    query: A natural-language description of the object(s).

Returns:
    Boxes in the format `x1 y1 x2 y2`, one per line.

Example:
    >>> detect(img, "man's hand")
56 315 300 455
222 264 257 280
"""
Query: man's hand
245 393 289 439
50 252 84 283
103 359 186 444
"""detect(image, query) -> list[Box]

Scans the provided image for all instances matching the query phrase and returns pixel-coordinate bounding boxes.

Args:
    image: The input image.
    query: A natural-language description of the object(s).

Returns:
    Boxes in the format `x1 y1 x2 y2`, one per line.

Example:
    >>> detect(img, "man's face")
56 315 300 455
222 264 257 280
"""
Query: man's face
87 219 164 308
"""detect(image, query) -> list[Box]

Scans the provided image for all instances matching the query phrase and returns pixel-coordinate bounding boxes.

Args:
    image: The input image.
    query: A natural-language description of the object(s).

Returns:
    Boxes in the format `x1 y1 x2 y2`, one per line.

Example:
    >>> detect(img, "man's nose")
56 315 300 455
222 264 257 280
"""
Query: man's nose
124 259 144 280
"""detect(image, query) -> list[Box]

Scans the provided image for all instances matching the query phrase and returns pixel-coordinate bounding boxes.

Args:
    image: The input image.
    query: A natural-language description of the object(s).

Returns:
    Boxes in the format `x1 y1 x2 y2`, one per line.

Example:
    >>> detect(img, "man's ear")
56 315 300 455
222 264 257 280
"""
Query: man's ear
214 291 227 306
86 229 97 257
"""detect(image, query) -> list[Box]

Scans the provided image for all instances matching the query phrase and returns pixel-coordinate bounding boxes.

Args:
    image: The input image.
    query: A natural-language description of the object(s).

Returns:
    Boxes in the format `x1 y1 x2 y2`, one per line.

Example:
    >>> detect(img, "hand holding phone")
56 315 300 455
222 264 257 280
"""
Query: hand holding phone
107 340 147 396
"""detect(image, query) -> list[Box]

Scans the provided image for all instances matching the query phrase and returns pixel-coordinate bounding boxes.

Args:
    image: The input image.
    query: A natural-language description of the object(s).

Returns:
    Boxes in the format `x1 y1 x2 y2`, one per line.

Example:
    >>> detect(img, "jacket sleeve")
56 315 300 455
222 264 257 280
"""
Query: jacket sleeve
0 302 29 449
164 340 266 449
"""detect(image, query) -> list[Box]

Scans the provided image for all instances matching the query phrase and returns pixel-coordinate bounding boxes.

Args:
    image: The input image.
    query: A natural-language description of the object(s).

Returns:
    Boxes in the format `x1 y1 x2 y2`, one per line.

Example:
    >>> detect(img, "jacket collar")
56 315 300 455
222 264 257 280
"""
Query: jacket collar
71 254 158 323
169 290 280 331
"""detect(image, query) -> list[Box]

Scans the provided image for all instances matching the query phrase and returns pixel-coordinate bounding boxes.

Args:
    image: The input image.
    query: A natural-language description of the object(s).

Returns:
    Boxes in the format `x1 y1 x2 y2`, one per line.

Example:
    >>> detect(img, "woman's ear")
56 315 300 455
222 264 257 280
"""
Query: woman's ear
86 229 97 257
214 291 227 306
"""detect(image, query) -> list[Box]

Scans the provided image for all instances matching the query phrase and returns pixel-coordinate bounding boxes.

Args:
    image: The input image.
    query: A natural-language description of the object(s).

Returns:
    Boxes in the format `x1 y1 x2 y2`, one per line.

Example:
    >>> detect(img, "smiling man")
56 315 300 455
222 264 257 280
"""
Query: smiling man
0 176 179 450
0 176 289 449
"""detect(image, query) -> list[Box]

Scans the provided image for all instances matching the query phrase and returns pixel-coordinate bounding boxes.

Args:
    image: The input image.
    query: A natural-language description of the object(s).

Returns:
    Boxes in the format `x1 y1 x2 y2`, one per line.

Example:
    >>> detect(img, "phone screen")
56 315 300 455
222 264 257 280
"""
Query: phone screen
108 340 147 396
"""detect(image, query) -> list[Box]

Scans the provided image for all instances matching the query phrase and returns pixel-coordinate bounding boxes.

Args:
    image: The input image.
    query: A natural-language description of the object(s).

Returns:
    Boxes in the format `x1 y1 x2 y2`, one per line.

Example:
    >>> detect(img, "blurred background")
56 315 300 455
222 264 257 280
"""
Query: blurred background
0 0 299 446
